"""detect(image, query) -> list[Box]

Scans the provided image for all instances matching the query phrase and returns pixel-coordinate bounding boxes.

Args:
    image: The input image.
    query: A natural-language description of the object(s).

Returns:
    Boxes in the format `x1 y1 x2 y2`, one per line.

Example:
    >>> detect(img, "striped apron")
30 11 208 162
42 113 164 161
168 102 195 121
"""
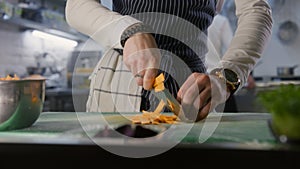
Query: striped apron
86 0 217 113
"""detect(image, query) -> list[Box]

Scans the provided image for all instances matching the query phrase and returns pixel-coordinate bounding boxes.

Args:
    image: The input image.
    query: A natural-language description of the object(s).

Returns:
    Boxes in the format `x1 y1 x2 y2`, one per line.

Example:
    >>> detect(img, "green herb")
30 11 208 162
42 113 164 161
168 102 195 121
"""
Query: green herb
257 84 300 139
257 84 300 117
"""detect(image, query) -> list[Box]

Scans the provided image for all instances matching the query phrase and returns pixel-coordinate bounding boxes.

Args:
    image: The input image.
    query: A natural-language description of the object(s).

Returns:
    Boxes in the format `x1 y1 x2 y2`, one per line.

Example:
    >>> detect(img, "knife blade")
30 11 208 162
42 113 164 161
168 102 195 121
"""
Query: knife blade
151 73 196 122
151 73 182 117
152 88 181 114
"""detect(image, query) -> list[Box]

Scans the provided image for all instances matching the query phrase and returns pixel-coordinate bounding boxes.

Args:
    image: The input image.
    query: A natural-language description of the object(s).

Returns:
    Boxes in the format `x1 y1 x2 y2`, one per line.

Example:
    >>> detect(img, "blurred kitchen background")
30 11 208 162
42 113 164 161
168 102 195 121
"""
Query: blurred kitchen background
0 0 299 112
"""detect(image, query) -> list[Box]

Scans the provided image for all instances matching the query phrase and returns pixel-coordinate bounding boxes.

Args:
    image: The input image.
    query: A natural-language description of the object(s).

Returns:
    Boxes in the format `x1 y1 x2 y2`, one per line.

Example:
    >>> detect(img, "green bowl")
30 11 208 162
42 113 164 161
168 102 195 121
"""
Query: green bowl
0 78 45 131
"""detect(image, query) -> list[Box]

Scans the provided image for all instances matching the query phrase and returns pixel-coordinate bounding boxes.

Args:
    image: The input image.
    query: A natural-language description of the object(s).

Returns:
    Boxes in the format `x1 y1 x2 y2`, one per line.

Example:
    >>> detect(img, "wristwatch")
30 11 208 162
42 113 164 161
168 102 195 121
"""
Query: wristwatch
120 23 153 47
210 68 241 95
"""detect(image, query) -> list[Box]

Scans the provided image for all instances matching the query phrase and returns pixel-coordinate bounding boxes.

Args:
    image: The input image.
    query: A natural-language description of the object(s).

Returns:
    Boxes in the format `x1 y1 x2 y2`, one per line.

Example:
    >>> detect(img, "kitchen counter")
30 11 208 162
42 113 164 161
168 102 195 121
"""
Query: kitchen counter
0 111 299 167
255 80 300 88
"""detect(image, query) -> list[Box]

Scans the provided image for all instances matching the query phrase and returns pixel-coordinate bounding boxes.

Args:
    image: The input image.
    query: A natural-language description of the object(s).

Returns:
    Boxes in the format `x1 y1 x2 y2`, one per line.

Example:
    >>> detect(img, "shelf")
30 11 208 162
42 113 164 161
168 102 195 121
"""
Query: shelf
0 1 87 42
255 76 300 81
1 16 87 42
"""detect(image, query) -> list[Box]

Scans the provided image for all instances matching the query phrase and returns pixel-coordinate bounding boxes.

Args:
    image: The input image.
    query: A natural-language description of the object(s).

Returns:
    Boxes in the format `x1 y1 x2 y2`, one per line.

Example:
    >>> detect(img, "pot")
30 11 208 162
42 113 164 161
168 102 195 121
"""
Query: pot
277 65 298 77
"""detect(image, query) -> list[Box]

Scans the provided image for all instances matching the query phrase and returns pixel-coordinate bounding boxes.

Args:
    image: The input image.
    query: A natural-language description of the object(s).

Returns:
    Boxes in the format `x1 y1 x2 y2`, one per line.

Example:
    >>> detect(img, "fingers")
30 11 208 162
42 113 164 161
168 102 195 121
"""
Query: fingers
134 68 158 90
198 87 211 109
177 74 198 100
177 73 212 122
187 91 212 122
177 72 233 122
143 68 158 90
134 70 145 86
123 33 161 90
178 73 211 104
129 50 160 90
197 99 211 121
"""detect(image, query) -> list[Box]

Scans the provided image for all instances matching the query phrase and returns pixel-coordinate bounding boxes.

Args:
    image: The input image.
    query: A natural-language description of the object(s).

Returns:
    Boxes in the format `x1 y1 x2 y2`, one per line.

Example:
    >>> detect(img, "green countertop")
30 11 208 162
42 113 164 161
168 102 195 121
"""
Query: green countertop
1 111 300 168
0 111 280 149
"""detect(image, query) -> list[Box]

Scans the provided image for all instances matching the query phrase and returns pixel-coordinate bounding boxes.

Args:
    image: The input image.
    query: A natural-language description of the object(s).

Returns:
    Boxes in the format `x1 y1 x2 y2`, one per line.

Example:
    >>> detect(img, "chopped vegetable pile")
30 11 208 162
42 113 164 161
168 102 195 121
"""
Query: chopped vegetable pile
0 74 20 81
130 73 179 125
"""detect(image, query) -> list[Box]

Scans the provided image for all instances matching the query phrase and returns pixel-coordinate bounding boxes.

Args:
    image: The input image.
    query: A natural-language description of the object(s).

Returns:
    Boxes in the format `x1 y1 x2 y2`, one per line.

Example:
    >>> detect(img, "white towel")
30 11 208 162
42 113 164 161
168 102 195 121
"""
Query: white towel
86 48 142 113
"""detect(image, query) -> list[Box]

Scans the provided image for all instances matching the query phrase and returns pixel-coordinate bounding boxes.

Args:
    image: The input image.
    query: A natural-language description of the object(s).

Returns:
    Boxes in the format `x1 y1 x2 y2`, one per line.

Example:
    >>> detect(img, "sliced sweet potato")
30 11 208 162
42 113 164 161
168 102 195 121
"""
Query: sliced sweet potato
130 73 179 125
0 74 20 81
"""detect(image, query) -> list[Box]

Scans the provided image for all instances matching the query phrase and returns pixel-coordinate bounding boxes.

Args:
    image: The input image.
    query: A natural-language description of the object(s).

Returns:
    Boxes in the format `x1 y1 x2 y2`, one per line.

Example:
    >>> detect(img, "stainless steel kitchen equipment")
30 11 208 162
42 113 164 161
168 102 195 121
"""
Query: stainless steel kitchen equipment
0 76 46 131
277 65 298 77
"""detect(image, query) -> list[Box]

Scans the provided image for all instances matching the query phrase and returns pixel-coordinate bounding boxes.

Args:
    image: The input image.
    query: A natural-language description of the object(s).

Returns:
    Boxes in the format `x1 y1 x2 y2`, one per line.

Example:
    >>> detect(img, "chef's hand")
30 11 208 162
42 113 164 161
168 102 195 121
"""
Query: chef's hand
123 33 161 90
177 73 230 122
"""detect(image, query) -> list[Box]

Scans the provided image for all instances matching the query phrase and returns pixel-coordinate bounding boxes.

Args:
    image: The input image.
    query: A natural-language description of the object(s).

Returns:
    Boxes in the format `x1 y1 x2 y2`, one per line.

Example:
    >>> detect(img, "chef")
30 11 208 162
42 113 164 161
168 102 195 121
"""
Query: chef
65 0 273 122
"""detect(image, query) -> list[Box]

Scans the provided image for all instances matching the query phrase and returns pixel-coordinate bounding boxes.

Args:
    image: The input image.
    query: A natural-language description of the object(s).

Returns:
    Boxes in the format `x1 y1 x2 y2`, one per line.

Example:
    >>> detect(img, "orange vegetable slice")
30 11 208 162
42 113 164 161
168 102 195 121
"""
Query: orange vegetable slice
130 73 179 125
0 74 20 81
153 73 165 92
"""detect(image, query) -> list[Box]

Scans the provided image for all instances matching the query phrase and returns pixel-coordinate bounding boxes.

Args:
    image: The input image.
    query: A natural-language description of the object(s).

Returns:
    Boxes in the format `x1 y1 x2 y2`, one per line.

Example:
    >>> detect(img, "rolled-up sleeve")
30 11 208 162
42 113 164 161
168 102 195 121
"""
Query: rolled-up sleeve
218 0 273 89
65 0 141 48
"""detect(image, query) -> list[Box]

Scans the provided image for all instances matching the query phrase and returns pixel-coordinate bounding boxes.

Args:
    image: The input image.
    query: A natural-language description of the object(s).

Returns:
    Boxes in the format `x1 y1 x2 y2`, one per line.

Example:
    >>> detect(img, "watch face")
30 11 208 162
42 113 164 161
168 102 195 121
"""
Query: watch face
224 69 238 83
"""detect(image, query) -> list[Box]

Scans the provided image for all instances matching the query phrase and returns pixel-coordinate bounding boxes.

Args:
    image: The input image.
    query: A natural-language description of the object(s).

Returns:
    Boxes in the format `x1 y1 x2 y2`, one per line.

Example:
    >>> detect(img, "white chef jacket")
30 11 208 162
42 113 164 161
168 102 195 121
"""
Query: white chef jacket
65 0 273 113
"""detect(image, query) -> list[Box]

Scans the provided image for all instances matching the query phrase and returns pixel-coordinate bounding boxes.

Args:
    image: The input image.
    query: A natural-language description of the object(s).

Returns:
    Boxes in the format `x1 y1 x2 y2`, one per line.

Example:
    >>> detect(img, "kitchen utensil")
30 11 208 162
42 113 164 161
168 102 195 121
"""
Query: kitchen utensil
151 73 198 122
0 76 45 131
277 65 298 77
152 87 181 115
